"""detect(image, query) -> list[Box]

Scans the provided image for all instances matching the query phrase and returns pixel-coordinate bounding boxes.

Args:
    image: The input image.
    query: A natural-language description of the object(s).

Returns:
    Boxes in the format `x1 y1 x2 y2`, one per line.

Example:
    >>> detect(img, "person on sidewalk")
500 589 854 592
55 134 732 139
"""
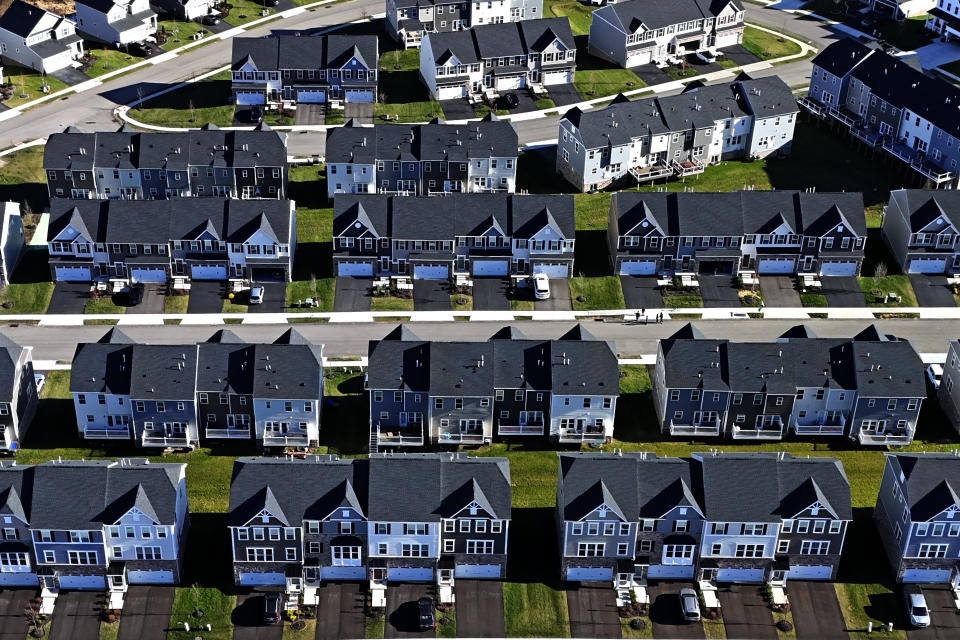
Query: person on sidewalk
635 310 640 323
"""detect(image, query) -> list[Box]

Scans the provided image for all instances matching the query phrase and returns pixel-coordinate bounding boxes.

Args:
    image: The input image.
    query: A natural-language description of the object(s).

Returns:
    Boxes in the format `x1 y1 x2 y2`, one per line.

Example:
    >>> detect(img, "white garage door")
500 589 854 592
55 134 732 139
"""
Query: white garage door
455 564 501 579
59 575 105 590
566 566 613 582
191 264 228 280
130 268 167 283
786 565 833 580
647 565 695 579
388 567 433 582
758 258 796 274
496 75 524 91
345 90 374 103
909 258 947 274
903 568 952 583
413 264 449 280
437 86 466 100
620 260 657 275
128 570 174 584
239 572 285 586
55 266 91 282
627 50 652 67
321 566 366 580
338 261 374 277
236 92 265 106
820 261 858 276
297 90 326 103
473 260 509 276
716 568 765 583
544 70 573 86
716 31 740 47
533 263 569 278
0 572 37 586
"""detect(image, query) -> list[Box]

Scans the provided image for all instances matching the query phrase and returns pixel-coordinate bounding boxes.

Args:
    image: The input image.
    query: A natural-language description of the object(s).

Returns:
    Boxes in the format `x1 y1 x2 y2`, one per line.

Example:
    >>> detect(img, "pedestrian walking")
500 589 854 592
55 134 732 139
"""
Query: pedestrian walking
644 314 648 325
635 310 640 322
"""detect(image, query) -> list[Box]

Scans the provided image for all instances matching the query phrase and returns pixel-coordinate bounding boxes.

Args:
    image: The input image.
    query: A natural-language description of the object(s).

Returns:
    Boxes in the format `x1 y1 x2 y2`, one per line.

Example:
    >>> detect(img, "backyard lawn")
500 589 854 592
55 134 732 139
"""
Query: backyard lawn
378 47 420 72
166 587 235 640
741 25 802 60
574 192 611 230
0 281 54 314
544 0 595 36
133 72 235 127
877 15 933 52
220 0 277 26
0 67 68 108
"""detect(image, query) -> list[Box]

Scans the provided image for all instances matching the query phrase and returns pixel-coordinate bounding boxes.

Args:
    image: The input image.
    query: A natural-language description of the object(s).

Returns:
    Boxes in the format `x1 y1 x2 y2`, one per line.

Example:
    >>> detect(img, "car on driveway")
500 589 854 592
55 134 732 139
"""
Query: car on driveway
202 13 220 25
928 363 944 389
418 597 435 630
679 588 700 622
130 41 156 57
34 374 45 394
905 586 930 628
533 273 550 300
264 593 281 625
695 50 717 63
503 93 520 109
249 286 264 305
126 283 144 306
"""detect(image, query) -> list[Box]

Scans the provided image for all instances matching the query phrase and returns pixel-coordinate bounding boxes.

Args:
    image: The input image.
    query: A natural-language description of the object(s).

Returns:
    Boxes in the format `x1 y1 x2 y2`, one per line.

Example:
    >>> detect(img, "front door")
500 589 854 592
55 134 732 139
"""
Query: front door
701 568 717 581
108 573 126 591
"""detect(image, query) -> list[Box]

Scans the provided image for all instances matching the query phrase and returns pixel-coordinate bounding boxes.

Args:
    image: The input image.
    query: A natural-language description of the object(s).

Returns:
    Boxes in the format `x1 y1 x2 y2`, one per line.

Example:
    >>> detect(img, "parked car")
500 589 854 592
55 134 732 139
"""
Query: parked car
249 287 264 305
904 587 930 628
679 588 700 622
263 593 281 625
126 283 144 307
244 106 264 124
130 41 156 57
533 273 550 300
262 0 279 5
503 93 520 109
695 50 717 64
927 363 943 389
417 597 435 631
202 13 220 25
34 374 45 394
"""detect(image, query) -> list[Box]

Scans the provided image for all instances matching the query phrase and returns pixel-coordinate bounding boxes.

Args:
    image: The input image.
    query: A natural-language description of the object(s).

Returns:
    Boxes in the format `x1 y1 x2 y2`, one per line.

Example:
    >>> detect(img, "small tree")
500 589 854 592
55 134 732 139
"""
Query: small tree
25 600 48 638
189 98 196 123
378 91 387 104
873 261 888 281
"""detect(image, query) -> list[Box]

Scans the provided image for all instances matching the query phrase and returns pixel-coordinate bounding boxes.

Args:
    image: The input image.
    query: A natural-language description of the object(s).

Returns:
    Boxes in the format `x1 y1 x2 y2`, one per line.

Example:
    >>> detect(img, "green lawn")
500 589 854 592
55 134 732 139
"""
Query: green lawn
0 280 53 314
376 68 443 122
371 296 414 311
662 294 703 307
877 15 933 52
158 19 210 51
166 587 235 640
84 295 126 315
535 97 556 110
702 617 728 639
99 619 119 640
620 615 653 638
287 278 335 312
450 294 473 311
717 59 738 69
544 0 595 36
164 293 190 314
859 275 917 307
503 582 570 637
835 582 906 640
82 47 146 78
0 67 68 108
379 48 420 72
569 276 624 310
326 109 345 125
223 295 249 313
282 618 317 639
574 193 610 230
799 293 828 307
741 25 802 61
221 0 277 26
436 606 456 638
365 615 385 638
510 299 535 311
665 65 700 81
134 72 235 127
574 56 647 99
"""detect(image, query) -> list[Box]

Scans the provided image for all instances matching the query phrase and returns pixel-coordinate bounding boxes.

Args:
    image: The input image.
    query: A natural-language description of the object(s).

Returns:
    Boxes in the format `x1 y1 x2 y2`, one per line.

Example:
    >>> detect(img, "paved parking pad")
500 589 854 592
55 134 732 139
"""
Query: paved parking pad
533 279 572 311
439 99 476 120
699 275 741 307
344 102 374 124
647 581 705 639
413 280 450 311
294 104 325 125
315 582 366 640
787 581 847 640
455 580 505 637
547 84 582 107
759 276 802 307
49 591 102 640
909 275 957 307
187 281 224 314
232 591 282 640
117 585 175 640
384 583 435 638
248 283 285 313
126 283 165 315
621 276 664 309
567 582 620 638
821 276 866 307
0 589 32 640
333 277 372 312
472 278 511 311
717 584 777 639
48 283 90 314
908 587 960 640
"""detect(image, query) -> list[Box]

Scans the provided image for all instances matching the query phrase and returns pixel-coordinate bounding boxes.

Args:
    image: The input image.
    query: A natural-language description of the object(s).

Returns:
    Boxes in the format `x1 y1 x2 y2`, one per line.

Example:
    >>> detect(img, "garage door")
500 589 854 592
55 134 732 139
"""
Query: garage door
413 264 449 280
533 263 569 278
620 260 657 275
128 570 174 584
627 50 652 67
758 258 796 274
297 90 326 103
387 567 433 582
496 75 524 91
786 565 833 580
0 572 37 586
455 564 501 579
473 260 509 276
820 261 858 276
437 86 466 100
345 90 374 103
130 268 167 283
321 566 366 580
902 568 952 583
544 70 573 86
716 31 740 47
239 572 285 586
191 264 227 280
716 568 765 583
236 92 265 106
55 266 91 282
699 260 734 275
909 258 947 274
339 261 374 277
59 575 105 590
566 566 613 582
647 565 695 579
252 268 286 283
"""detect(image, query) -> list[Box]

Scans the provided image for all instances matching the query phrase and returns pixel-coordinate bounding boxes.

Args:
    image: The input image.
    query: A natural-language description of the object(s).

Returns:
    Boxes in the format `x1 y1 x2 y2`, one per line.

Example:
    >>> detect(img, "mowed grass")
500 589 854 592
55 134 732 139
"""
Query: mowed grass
574 56 647 99
503 582 570 637
859 275 918 307
0 67 68 107
134 72 235 127
83 47 147 78
544 0 595 36
370 296 414 311
166 587 235 640
835 582 906 640
741 25 802 60
221 0 278 26
569 276 624 310
158 19 210 51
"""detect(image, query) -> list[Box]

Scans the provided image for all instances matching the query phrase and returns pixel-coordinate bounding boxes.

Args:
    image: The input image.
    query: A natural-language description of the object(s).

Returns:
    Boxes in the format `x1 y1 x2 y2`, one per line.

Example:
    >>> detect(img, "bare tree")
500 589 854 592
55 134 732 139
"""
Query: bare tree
873 261 888 281
136 86 144 111
24 600 48 638
189 98 196 123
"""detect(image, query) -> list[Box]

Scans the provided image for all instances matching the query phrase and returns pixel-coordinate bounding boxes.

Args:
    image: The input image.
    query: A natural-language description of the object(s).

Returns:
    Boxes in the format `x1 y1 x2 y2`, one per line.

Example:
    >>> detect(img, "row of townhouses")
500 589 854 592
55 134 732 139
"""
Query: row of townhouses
230 34 379 108
608 190 867 277
69 328 324 449
589 0 745 69
557 74 798 191
365 325 618 451
42 125 288 201
801 38 960 189
419 17 576 101
46 197 296 284
325 118 518 197
881 189 960 275
333 193 575 279
386 0 543 48
653 324 927 445
926 0 960 41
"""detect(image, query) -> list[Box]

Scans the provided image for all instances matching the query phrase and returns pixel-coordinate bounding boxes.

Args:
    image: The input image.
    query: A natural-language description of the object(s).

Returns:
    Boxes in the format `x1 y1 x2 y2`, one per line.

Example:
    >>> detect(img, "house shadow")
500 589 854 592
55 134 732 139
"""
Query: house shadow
0 185 47 216
97 82 170 107
506 507 563 588
181 512 233 590
573 230 610 277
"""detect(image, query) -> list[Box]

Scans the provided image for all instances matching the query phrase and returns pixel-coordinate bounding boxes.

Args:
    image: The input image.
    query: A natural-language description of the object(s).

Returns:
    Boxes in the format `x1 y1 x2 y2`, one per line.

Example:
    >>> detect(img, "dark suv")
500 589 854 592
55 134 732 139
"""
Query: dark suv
263 593 281 625
417 597 435 630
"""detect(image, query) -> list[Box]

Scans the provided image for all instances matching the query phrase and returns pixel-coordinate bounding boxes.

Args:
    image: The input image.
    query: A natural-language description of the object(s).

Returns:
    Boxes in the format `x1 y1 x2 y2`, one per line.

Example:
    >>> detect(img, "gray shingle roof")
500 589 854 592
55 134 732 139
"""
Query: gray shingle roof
231 34 378 72
604 0 742 32
889 189 960 232
0 0 56 37
811 37 872 78
325 122 518 164
129 345 197 400
891 453 960 521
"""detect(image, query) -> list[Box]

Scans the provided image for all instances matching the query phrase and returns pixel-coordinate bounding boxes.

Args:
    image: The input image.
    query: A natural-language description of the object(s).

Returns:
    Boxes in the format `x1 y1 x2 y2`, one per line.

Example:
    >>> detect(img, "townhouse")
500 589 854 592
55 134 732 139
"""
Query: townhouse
386 0 543 49
801 38 960 189
557 75 798 192
0 202 27 288
608 190 867 277
0 0 84 73
325 118 518 197
70 328 323 449
0 332 38 453
588 0 744 69
874 452 960 585
149 0 217 20
43 124 288 200
231 34 378 107
937 339 960 433
867 0 935 20
75 0 157 46
46 197 296 284
419 18 575 101
333 193 575 278
926 0 960 41
652 324 926 444
881 189 960 274
365 324 617 450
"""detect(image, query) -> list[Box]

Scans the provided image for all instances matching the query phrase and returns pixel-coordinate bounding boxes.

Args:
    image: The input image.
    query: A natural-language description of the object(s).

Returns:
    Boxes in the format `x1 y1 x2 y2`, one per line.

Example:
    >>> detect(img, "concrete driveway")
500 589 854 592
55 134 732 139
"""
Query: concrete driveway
48 283 90 314
439 99 476 120
248 283 285 313
821 276 866 307
909 274 957 307
315 582 366 640
716 584 777 639
631 64 672 86
472 278 511 311
787 581 847 640
125 283 165 314
534 279 572 311
117 585 175 640
501 90 539 114
49 67 91 86
699 275 741 308
547 84 582 107
334 277 372 312
759 276 801 307
455 580 505 637
49 591 102 640
413 280 450 311
721 44 762 67
344 102 374 124
0 589 31 640
621 276 664 309
294 104 325 125
567 582 620 638
908 586 960 640
186 281 224 314
647 581 705 639
232 591 283 640
384 583 435 638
